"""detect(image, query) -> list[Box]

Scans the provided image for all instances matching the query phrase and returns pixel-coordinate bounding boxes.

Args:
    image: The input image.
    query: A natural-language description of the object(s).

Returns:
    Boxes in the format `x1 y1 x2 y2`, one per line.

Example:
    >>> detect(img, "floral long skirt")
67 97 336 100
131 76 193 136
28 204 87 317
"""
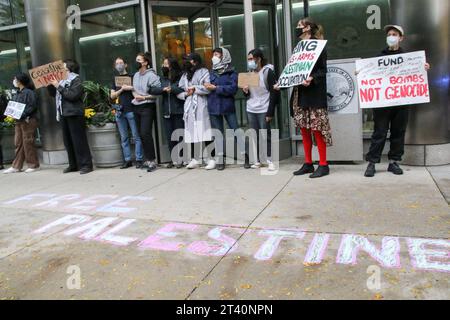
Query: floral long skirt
292 89 333 147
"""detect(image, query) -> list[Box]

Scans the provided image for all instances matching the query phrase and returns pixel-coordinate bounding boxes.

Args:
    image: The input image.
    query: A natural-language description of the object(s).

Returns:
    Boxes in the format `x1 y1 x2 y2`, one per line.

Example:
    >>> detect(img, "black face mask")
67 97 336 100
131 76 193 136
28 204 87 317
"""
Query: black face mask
136 62 143 70
295 27 304 38
183 61 192 72
161 66 170 77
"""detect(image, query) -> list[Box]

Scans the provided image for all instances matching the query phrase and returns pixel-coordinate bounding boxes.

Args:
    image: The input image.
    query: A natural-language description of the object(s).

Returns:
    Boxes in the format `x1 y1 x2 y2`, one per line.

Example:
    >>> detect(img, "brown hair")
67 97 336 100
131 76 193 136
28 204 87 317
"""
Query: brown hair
300 17 324 40
137 52 152 69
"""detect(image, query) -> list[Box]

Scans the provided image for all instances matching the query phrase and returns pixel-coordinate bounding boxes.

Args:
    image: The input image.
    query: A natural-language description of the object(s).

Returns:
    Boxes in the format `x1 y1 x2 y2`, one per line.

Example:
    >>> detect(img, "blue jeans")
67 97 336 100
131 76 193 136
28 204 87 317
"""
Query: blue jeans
210 113 245 163
247 112 272 163
116 111 143 162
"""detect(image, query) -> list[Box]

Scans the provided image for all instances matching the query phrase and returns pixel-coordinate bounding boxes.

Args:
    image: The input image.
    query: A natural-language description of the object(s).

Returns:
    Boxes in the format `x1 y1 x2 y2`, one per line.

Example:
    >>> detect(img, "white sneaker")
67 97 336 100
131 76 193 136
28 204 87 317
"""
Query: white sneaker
267 161 276 172
25 167 41 173
186 159 200 169
3 167 20 174
205 160 216 170
251 162 261 169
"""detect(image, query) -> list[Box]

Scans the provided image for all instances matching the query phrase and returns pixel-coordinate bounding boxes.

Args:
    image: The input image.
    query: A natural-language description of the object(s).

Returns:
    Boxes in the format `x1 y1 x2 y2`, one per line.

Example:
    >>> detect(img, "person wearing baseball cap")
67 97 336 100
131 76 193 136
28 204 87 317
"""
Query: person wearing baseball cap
364 25 431 178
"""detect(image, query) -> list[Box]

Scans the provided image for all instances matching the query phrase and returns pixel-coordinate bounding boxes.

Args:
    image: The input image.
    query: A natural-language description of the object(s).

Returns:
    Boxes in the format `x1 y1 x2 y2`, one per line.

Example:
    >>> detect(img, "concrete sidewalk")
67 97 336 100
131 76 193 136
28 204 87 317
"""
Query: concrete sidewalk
0 159 448 300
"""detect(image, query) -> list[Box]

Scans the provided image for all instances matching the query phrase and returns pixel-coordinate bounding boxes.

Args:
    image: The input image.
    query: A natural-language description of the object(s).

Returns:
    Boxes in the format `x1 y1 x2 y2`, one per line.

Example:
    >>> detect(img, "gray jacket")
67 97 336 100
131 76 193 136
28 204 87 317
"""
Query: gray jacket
132 68 161 105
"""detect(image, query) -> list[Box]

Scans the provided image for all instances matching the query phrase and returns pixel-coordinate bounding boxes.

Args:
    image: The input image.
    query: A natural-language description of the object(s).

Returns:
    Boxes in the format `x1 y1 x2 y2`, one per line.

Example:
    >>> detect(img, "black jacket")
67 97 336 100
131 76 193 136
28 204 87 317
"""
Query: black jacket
151 75 184 117
290 46 328 115
47 76 84 117
380 47 405 57
12 88 38 121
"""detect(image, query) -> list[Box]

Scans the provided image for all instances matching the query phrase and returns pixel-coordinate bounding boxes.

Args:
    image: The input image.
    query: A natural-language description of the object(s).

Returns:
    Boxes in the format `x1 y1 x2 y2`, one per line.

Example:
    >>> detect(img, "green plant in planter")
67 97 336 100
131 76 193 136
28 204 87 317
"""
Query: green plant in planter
0 86 14 129
82 81 116 127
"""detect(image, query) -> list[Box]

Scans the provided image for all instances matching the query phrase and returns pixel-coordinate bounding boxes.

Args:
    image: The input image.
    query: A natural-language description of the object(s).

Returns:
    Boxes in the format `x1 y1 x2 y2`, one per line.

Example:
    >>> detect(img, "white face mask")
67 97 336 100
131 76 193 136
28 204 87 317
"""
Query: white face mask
387 35 400 47
13 79 19 88
211 56 221 66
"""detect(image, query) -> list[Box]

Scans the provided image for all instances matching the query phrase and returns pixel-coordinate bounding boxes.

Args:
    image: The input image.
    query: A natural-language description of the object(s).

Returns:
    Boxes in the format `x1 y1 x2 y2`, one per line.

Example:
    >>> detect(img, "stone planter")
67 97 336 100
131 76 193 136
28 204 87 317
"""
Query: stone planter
87 123 123 168
0 127 15 164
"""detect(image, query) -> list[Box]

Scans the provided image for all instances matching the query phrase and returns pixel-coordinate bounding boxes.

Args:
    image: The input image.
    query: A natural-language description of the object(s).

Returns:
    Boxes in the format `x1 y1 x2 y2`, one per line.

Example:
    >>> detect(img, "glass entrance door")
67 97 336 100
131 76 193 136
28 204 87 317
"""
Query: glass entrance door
149 2 214 163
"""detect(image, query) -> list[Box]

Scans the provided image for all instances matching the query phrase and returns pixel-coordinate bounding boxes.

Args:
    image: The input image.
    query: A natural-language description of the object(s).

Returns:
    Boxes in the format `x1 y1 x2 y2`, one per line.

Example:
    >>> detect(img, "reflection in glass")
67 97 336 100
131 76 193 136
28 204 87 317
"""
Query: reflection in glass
74 6 144 86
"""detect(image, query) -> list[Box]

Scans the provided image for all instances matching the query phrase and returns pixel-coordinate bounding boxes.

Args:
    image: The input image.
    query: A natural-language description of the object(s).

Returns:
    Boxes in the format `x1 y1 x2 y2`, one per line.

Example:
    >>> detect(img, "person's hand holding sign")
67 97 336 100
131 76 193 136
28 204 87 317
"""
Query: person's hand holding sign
49 80 60 88
242 86 249 94
425 62 431 71
273 83 280 91
122 85 134 91
302 76 314 87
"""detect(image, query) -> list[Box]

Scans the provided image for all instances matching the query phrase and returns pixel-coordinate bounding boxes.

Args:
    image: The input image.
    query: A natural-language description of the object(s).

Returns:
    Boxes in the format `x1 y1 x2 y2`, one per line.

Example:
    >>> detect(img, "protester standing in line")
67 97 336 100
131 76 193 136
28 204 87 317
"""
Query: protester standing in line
205 47 247 171
276 18 332 179
243 48 279 172
177 53 213 170
48 59 93 175
3 73 40 174
364 25 431 177
152 57 185 169
110 57 144 169
132 52 161 172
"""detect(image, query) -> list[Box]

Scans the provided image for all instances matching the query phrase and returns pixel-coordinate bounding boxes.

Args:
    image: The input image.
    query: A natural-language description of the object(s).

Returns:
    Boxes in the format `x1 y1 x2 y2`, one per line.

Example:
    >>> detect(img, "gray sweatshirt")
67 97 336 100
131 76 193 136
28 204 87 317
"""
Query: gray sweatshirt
132 68 161 105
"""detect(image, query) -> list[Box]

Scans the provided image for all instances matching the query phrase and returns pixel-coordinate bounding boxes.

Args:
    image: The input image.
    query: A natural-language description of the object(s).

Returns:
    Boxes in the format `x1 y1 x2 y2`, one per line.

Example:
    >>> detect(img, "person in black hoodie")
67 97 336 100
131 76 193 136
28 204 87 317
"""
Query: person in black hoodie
364 25 430 177
152 57 185 168
3 73 40 174
48 59 93 175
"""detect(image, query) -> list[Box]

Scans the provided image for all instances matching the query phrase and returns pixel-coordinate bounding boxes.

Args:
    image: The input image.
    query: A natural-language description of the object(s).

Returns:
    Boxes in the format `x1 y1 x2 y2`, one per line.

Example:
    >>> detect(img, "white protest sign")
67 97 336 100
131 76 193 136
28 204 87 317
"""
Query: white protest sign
356 51 430 109
278 39 327 88
4 101 26 120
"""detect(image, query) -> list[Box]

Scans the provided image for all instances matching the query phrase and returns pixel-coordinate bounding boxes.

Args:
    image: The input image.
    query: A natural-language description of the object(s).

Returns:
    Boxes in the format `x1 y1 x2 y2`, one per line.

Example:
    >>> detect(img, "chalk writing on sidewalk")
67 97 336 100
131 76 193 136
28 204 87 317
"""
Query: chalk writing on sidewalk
3 193 449 273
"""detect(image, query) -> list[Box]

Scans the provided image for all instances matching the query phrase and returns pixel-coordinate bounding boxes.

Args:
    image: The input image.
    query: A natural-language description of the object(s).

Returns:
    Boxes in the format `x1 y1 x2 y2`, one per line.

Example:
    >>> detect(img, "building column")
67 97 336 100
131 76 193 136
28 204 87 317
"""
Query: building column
244 0 255 54
24 0 74 164
390 0 450 165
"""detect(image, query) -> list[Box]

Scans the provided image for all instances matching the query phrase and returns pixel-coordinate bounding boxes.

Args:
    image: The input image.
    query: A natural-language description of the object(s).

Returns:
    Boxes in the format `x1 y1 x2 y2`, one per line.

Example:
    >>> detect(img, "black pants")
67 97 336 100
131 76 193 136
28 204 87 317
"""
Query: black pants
164 114 184 162
0 143 3 166
366 107 409 163
61 115 93 170
133 104 157 162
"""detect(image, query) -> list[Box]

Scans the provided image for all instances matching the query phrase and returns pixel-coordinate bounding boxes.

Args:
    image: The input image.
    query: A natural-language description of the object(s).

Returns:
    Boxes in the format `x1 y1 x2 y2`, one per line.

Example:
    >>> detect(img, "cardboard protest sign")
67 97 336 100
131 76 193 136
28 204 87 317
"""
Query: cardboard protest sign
278 39 327 88
4 101 26 120
29 60 68 89
115 76 132 87
238 72 260 88
355 51 430 109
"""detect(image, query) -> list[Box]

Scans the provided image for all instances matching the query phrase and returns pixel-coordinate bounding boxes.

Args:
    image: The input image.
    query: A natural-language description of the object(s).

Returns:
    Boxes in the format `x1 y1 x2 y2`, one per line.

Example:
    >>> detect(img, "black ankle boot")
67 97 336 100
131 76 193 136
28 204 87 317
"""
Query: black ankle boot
388 162 403 175
309 165 329 178
120 161 133 169
365 163 376 177
293 163 315 176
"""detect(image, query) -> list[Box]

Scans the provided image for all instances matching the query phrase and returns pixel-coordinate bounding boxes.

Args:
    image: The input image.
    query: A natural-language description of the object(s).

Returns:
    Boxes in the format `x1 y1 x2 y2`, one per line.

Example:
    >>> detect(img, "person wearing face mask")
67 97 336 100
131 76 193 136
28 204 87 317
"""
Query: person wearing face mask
151 57 185 169
204 47 246 171
177 53 213 170
48 59 93 175
3 73 40 174
364 25 431 177
243 48 280 171
132 52 162 172
110 57 143 170
275 18 331 178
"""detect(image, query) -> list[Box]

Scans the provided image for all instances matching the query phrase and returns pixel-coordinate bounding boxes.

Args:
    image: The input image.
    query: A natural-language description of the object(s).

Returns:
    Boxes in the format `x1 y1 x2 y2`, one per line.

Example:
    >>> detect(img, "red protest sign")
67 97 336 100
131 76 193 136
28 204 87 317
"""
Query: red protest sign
356 51 430 109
